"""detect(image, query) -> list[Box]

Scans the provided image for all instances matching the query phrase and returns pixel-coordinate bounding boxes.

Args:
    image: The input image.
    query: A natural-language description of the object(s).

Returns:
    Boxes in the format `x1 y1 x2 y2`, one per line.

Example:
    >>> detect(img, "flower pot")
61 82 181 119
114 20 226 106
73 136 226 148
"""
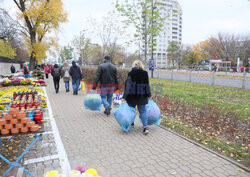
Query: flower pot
5 124 13 130
1 129 9 135
4 114 12 121
18 112 26 119
11 128 19 134
10 119 18 125
30 124 39 132
0 118 6 125
21 117 29 124
26 121 35 128
0 125 2 130
21 126 28 133
16 123 23 129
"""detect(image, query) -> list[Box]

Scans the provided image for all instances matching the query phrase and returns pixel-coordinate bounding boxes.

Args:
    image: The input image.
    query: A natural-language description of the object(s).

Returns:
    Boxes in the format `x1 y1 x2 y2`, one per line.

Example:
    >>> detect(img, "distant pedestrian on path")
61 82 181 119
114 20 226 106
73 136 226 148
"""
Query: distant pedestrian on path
51 64 61 94
61 62 71 92
122 60 151 134
240 65 244 73
93 55 119 116
10 64 16 73
69 61 82 95
44 64 50 79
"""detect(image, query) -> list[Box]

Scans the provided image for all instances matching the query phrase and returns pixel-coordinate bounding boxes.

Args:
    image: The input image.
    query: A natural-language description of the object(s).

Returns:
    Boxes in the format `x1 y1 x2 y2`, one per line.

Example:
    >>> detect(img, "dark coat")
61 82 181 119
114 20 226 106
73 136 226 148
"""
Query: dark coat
69 61 82 80
93 60 118 89
51 64 61 79
10 66 15 73
123 68 151 105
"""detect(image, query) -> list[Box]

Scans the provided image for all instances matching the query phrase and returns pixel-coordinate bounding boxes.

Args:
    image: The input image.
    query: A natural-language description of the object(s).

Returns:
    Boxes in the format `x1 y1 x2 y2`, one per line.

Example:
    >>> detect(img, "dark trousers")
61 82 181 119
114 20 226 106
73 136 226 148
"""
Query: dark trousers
46 73 49 79
53 77 60 92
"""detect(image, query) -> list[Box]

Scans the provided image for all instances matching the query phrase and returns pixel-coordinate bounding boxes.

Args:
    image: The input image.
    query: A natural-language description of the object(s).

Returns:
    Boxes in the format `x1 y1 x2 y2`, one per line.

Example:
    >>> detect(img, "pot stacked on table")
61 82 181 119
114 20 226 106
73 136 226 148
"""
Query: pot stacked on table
0 108 40 135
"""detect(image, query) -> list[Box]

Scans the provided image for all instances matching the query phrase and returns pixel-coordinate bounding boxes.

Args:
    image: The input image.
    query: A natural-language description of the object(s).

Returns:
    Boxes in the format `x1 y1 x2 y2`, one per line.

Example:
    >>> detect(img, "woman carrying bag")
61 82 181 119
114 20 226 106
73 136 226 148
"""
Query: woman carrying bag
122 60 151 135
61 62 71 92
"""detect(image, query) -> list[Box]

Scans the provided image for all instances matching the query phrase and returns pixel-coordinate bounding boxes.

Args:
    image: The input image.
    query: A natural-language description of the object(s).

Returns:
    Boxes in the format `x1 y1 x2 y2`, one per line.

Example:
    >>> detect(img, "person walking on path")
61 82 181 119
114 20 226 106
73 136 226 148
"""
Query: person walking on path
69 61 82 95
61 62 71 92
44 64 50 79
10 64 16 73
22 63 30 78
240 65 244 73
51 64 61 94
93 55 119 116
122 60 151 134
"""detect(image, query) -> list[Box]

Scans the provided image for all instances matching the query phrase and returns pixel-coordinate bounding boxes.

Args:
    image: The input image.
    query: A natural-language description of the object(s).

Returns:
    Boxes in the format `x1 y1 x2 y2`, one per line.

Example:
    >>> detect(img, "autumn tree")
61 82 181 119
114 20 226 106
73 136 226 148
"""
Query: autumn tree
59 45 74 63
0 40 16 59
167 41 180 68
13 0 67 69
115 0 166 62
72 31 91 65
186 51 199 66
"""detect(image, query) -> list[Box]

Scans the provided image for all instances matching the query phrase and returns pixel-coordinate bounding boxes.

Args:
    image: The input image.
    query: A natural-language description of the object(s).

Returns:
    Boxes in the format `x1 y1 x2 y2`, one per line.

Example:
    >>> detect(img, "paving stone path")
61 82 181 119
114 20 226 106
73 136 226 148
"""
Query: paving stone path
46 78 249 177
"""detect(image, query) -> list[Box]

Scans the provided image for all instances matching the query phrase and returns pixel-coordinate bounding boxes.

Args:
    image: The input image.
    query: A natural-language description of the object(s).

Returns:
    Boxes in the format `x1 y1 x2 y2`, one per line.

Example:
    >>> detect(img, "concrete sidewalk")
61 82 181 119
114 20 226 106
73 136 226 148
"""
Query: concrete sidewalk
46 78 249 177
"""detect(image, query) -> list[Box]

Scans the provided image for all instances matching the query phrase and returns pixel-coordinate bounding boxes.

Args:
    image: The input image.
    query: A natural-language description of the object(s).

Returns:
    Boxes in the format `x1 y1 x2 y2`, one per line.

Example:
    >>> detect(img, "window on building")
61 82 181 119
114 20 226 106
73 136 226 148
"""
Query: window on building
172 23 177 26
172 32 177 34
172 27 177 30
172 36 177 39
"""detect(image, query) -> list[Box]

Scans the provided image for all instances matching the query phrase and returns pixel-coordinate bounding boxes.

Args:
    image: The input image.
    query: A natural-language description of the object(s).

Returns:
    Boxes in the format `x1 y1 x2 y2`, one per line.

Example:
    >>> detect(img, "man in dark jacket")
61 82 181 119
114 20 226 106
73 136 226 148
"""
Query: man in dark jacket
93 56 119 115
51 64 61 94
69 61 82 95
10 65 16 73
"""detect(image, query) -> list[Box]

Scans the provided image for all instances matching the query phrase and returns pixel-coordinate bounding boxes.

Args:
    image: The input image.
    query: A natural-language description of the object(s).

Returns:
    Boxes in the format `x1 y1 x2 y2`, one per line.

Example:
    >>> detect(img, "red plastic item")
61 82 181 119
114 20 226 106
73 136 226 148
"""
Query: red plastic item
34 110 42 123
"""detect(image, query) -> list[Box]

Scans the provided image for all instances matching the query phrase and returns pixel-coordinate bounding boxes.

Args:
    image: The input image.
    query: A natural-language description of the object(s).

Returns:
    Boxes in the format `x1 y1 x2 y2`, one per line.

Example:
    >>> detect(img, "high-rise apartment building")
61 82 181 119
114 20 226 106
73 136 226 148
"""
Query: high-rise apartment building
151 0 182 68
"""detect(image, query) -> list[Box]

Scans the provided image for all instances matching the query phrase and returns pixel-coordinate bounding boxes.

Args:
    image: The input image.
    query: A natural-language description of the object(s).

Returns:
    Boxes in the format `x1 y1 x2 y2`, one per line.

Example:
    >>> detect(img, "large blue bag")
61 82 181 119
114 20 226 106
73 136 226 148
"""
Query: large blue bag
145 99 161 125
84 93 102 111
113 102 136 132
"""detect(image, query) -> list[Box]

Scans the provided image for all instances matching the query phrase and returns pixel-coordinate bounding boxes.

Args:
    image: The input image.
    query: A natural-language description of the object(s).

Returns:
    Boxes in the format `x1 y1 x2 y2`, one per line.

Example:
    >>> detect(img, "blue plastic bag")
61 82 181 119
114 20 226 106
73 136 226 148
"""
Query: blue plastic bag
84 93 102 111
145 99 161 125
113 102 136 132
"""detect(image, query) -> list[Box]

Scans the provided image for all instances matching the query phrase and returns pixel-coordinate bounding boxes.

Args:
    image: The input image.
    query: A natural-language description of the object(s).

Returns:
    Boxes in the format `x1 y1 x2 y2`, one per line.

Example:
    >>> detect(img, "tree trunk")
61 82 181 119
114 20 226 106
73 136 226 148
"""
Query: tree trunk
29 51 36 70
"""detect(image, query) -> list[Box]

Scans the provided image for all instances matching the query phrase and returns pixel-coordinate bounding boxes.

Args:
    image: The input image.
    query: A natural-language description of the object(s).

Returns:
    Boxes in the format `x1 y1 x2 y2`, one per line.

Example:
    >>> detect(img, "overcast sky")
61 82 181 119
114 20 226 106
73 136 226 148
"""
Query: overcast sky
1 0 250 52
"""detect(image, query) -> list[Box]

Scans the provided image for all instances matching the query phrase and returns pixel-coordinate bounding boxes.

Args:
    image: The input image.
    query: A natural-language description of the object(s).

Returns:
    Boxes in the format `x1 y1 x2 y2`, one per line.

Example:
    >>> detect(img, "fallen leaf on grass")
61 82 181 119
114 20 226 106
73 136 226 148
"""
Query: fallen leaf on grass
238 169 245 172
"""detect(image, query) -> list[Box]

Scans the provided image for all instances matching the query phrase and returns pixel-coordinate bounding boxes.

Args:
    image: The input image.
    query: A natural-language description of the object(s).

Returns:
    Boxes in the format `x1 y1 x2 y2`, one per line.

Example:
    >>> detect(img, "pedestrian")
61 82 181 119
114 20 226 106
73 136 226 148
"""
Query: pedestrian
122 60 151 134
10 64 16 73
92 55 119 116
22 63 30 78
44 64 50 79
51 64 61 94
69 61 82 95
61 62 70 92
240 65 244 73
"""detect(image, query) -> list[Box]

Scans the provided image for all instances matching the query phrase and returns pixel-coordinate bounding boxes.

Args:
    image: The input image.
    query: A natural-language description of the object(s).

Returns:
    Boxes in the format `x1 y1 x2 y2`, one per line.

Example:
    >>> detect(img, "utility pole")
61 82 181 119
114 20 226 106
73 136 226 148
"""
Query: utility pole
151 0 155 78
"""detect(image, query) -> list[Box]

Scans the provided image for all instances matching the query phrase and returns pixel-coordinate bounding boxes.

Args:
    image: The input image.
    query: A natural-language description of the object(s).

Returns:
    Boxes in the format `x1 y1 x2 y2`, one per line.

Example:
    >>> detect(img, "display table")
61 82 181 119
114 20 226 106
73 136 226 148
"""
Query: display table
0 123 44 177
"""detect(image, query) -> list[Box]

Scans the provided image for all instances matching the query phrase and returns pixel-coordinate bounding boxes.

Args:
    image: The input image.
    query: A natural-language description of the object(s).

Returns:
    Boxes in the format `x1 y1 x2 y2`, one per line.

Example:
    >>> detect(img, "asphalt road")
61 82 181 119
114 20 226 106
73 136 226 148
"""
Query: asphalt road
152 72 250 90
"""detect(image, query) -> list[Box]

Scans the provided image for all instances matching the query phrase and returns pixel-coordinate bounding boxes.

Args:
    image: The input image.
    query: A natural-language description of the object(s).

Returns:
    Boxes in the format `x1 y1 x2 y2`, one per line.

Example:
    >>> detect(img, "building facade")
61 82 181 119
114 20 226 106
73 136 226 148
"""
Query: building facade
152 0 182 68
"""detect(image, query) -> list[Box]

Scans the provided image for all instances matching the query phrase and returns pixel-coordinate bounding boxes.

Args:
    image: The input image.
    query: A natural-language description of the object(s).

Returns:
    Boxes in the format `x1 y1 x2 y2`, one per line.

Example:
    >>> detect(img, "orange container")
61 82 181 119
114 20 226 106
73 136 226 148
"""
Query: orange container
5 124 13 130
11 128 19 134
1 129 9 135
4 114 12 121
30 124 39 132
0 118 6 125
16 123 23 129
21 127 28 133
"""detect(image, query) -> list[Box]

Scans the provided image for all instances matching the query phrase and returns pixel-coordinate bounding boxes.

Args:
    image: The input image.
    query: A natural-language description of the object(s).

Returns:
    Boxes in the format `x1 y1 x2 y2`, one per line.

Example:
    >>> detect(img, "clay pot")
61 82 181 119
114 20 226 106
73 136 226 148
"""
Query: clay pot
26 121 35 128
0 118 6 125
10 119 18 125
17 112 26 119
30 124 39 132
1 129 9 135
0 125 2 130
21 117 29 124
21 127 28 133
4 114 12 121
12 114 17 119
9 108 19 115
16 123 23 129
11 128 19 134
5 124 13 130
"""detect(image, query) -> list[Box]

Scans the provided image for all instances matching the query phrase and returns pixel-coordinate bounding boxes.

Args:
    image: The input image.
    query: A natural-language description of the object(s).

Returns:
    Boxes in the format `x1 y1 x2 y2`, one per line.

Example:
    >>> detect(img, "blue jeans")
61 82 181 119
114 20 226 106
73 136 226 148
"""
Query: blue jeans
65 81 69 91
100 87 114 109
129 104 148 128
72 79 80 92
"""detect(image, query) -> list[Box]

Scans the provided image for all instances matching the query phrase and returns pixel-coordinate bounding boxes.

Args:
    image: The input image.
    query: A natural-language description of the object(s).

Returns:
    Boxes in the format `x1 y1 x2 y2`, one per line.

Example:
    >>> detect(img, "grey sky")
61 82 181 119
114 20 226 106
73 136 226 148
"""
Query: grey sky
2 0 250 51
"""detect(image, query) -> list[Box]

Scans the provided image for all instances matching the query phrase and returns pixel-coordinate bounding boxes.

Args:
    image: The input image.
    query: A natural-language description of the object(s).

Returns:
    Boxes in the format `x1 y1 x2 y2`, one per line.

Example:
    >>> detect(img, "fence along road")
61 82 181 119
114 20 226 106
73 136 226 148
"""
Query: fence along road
152 70 250 90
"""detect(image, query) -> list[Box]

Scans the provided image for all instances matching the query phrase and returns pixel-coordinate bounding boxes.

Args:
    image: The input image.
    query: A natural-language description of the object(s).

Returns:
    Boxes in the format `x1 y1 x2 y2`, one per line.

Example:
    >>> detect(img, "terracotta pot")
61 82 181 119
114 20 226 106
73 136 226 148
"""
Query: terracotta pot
0 118 6 125
16 123 23 129
21 127 28 133
11 128 19 134
0 125 2 130
12 114 17 119
4 114 12 121
5 124 13 130
1 129 9 135
26 121 35 128
21 117 29 124
10 119 18 125
30 124 39 132
17 112 26 119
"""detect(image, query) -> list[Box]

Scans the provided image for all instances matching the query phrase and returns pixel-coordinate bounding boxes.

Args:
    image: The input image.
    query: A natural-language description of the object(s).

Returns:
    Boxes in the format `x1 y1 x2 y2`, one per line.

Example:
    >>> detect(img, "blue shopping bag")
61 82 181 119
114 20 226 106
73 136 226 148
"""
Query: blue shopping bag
113 102 136 132
84 93 102 111
145 99 161 125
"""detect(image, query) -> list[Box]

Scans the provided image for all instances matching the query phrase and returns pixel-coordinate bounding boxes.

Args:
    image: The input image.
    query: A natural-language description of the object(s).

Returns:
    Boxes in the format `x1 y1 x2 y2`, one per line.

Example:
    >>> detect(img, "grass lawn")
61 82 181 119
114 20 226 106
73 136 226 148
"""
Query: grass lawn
150 78 250 167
